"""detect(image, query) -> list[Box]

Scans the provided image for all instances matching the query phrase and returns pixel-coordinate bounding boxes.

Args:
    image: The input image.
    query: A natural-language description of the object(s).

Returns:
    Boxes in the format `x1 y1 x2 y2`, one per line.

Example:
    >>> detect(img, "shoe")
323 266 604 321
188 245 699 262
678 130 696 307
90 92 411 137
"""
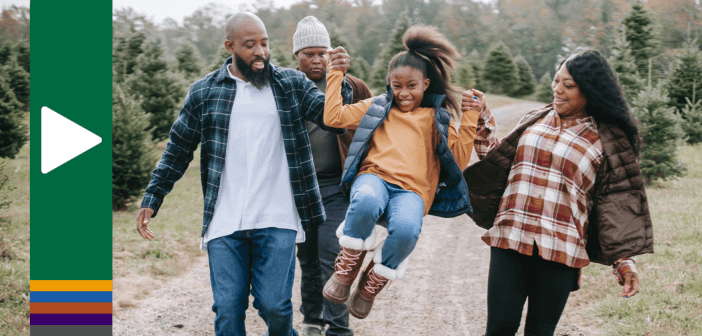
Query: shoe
322 246 367 304
348 260 391 319
301 323 324 336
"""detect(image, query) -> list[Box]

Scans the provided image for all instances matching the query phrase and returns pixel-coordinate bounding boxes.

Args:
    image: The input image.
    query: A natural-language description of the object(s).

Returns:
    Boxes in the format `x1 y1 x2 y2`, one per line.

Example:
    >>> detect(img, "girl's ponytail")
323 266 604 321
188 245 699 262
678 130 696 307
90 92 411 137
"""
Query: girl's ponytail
387 25 462 114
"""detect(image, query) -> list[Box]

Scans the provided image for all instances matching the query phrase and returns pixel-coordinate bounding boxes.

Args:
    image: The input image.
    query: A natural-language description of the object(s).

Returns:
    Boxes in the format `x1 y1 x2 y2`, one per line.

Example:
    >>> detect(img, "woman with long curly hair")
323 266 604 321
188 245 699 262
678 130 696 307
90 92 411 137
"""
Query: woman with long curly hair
463 47 653 335
320 25 482 319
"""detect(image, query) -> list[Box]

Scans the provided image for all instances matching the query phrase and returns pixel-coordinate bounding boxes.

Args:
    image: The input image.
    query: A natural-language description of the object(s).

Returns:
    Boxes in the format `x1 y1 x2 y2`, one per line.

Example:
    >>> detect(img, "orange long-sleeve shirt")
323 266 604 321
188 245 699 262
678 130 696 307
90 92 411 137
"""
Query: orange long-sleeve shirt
324 70 479 215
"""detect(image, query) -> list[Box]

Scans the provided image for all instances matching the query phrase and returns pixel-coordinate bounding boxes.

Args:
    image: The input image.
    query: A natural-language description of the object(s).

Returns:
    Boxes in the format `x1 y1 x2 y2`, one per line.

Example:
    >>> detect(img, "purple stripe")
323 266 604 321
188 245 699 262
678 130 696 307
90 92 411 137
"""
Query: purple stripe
31 314 112 325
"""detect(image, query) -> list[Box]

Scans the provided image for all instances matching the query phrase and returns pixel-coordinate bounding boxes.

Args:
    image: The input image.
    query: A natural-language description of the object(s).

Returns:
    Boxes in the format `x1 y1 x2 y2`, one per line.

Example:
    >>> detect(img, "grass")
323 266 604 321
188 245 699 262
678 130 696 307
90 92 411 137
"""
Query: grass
569 144 702 335
112 143 206 310
0 141 30 335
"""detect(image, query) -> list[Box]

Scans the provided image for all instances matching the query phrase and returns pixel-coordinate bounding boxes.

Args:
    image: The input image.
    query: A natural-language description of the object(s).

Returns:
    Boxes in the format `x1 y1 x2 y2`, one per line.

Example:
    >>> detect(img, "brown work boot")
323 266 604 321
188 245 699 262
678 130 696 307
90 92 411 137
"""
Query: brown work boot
322 246 367 305
348 261 391 319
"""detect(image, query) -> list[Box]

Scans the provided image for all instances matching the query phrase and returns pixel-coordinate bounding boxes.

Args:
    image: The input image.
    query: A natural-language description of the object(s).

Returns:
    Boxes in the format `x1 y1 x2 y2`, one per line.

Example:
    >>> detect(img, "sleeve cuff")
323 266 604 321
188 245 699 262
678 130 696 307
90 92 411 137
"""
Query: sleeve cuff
140 193 163 217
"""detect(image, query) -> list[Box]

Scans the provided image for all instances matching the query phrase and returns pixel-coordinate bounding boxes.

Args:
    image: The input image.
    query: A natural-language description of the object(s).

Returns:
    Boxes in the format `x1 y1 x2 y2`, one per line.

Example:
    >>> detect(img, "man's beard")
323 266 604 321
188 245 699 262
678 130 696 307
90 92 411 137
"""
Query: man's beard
235 52 271 90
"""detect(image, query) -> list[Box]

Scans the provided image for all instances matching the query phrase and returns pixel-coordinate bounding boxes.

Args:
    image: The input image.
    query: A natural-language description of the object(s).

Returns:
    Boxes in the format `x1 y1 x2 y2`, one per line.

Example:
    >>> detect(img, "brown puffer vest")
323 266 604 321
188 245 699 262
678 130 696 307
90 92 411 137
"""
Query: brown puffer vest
463 105 654 266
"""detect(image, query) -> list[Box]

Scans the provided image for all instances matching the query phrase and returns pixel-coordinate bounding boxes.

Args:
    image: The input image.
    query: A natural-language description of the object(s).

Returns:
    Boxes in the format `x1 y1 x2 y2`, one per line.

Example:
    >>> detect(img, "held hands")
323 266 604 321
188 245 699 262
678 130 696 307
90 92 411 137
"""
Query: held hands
328 46 350 73
136 207 156 241
461 89 486 112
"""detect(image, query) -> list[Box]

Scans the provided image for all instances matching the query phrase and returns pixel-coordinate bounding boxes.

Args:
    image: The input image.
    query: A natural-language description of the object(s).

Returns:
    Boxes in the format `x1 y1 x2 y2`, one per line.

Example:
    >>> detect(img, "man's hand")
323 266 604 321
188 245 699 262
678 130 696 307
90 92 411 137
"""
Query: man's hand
461 89 486 112
136 208 156 241
617 272 639 298
328 46 350 73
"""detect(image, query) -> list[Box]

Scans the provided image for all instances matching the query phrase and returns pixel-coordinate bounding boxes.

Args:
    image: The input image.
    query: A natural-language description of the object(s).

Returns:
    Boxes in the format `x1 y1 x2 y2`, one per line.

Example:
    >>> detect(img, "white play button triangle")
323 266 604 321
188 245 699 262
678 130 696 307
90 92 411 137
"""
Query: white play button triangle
41 106 102 174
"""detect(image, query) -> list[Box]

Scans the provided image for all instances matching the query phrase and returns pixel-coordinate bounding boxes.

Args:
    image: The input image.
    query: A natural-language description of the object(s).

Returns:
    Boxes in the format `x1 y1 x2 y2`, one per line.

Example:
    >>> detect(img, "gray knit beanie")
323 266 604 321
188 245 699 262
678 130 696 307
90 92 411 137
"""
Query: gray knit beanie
293 16 331 55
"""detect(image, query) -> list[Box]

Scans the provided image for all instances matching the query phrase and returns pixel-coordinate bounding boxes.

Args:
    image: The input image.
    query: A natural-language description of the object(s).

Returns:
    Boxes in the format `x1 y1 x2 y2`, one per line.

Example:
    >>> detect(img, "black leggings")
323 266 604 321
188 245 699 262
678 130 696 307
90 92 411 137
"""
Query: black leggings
485 247 578 336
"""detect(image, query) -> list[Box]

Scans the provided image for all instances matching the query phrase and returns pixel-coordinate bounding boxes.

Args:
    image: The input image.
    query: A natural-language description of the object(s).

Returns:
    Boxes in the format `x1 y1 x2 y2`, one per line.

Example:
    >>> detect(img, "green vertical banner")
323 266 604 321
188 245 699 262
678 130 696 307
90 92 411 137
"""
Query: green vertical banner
30 1 113 334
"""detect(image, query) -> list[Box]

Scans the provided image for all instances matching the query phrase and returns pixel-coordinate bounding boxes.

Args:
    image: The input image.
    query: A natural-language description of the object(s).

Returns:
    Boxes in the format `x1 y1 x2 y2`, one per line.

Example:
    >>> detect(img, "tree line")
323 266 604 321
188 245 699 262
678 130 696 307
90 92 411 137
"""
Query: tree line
111 1 702 207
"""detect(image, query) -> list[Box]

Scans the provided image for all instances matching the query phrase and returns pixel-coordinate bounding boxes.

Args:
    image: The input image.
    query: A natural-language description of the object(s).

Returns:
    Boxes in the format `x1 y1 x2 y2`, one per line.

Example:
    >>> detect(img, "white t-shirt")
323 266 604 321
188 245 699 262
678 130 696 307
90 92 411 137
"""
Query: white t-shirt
200 67 304 250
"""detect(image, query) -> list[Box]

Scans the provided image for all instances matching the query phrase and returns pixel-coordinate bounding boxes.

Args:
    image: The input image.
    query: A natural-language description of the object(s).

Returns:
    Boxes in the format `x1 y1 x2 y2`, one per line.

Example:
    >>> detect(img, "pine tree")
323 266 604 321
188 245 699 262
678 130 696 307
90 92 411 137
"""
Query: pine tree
454 48 477 89
272 42 291 69
113 32 147 83
369 8 416 92
608 26 645 105
534 71 553 103
209 44 231 73
112 84 158 211
622 3 657 78
0 42 11 66
327 23 368 81
126 39 187 141
5 59 29 108
513 55 536 96
175 42 203 79
0 73 27 159
681 80 702 145
482 41 519 96
14 41 28 73
630 84 687 184
664 31 702 114
469 49 485 91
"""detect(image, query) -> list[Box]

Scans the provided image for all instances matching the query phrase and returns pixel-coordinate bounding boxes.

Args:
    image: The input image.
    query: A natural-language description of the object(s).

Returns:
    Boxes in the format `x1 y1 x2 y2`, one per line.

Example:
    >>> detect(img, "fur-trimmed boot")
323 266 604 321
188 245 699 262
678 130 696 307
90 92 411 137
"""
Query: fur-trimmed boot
348 239 408 319
322 221 377 305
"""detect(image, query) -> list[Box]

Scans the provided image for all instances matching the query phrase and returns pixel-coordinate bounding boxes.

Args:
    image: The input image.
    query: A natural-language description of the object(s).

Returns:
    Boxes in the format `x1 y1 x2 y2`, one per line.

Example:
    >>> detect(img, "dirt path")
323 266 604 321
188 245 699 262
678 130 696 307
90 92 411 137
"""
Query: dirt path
114 102 603 336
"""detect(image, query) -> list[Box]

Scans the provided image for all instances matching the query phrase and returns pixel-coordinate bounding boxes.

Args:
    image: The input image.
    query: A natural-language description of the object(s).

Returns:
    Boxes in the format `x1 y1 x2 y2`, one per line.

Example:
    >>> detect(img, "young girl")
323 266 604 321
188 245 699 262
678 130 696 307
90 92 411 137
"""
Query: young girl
321 25 482 319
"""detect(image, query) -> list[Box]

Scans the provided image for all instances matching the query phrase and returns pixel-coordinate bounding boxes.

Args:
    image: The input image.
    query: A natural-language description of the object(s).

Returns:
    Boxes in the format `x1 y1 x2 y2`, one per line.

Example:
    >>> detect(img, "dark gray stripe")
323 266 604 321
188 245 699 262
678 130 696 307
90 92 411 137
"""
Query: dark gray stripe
31 325 111 335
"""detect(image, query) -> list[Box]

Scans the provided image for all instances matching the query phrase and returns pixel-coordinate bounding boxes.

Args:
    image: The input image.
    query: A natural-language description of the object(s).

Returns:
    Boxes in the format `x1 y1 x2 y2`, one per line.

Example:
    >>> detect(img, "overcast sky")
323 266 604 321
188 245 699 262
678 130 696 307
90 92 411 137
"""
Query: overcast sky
2 0 492 26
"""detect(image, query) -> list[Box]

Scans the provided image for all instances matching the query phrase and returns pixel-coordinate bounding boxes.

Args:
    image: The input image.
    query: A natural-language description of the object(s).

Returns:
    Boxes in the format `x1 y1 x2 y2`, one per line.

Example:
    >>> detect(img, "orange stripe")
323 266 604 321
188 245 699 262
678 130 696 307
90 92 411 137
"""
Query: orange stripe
30 302 112 314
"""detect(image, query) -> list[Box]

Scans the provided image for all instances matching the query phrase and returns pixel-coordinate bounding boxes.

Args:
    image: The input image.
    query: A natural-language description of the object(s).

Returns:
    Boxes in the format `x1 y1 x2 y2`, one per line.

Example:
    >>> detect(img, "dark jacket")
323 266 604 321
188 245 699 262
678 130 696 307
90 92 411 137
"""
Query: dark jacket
340 86 474 218
463 105 654 265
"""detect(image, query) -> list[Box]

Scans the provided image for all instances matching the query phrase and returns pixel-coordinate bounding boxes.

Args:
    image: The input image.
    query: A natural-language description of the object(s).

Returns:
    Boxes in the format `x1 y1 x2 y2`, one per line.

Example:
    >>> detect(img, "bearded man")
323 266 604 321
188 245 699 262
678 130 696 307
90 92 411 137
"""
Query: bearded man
134 12 353 336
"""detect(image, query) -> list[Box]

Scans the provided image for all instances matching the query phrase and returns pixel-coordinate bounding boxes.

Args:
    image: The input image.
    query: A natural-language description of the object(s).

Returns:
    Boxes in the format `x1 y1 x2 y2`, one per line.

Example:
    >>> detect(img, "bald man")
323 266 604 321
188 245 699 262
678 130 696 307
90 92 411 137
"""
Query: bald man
135 12 354 336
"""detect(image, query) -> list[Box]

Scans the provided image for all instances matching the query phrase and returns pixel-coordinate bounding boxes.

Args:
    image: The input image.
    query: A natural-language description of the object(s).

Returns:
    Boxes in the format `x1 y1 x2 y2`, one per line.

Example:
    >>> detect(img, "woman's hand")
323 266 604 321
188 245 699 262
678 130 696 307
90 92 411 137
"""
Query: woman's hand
461 89 486 112
617 272 639 297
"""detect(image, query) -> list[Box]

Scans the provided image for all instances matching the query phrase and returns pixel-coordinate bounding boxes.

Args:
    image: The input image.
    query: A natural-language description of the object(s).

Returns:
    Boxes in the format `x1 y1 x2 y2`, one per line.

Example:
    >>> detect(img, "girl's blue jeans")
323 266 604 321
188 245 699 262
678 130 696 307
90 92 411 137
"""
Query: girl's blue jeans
343 173 424 269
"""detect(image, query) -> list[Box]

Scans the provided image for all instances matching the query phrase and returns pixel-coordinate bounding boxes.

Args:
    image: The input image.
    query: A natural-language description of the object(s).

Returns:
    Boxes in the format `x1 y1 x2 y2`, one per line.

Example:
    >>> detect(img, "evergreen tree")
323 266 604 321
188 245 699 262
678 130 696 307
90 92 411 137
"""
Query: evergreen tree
482 41 519 96
112 84 158 211
0 42 11 66
513 55 536 96
209 44 231 73
664 32 702 114
630 84 687 184
327 23 368 81
369 8 416 92
622 4 658 78
113 32 147 83
175 42 203 79
680 80 702 145
14 41 28 73
272 42 292 69
454 48 477 89
469 50 485 91
608 26 645 105
351 56 371 83
0 73 27 159
5 59 29 108
126 39 187 141
534 71 553 103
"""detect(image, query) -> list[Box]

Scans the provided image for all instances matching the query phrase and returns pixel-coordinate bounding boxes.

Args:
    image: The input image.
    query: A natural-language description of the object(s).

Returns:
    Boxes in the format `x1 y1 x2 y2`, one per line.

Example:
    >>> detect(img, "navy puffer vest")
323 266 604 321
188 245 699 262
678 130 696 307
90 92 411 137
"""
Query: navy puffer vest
339 86 474 219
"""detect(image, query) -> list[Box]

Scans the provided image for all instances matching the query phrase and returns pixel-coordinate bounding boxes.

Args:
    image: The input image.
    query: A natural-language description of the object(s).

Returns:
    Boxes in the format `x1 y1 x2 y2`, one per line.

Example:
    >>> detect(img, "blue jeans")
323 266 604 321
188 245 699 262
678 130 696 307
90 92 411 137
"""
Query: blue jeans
207 227 299 336
297 184 353 335
344 173 424 269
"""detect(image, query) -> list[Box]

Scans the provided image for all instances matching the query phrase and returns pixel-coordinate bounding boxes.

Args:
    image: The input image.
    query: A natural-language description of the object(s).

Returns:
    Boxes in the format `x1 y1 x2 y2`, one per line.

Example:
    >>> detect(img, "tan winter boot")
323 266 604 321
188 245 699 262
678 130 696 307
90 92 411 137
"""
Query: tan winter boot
322 246 367 304
347 260 391 319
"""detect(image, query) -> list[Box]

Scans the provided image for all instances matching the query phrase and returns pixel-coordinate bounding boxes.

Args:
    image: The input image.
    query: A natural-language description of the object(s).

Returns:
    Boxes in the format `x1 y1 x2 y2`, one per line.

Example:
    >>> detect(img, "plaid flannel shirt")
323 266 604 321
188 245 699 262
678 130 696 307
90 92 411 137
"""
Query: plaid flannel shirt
141 58 353 235
476 107 604 268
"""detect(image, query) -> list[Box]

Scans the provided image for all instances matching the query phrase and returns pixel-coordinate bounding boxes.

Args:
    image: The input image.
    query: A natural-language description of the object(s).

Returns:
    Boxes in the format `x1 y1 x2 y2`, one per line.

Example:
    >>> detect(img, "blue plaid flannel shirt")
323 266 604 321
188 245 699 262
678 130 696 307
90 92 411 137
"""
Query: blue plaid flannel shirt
141 57 353 235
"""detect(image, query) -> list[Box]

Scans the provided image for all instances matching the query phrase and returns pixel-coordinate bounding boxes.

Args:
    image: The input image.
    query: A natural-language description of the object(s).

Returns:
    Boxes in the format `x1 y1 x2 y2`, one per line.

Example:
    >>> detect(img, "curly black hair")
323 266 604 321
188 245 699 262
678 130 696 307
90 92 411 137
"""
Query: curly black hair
559 48 640 154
